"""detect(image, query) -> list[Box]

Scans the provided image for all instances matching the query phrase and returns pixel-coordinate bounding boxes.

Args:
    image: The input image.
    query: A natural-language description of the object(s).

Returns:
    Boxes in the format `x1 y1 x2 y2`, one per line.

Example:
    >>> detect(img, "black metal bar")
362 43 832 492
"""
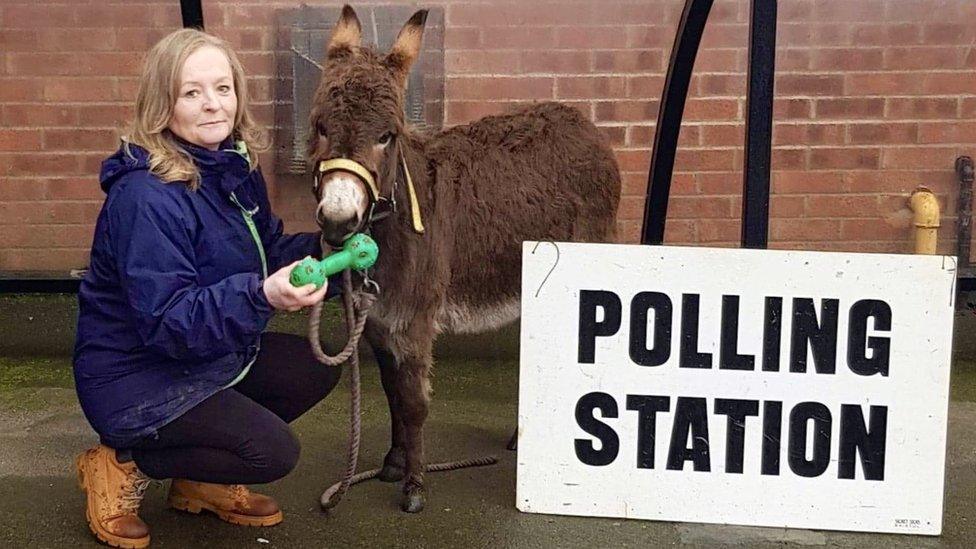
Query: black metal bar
957 156 974 269
641 0 714 245
0 278 80 293
181 0 205 30
741 0 777 248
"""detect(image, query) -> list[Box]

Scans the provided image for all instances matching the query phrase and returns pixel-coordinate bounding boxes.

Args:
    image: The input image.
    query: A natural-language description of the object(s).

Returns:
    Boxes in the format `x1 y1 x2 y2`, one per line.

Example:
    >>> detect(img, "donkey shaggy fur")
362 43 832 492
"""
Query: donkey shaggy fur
308 5 621 513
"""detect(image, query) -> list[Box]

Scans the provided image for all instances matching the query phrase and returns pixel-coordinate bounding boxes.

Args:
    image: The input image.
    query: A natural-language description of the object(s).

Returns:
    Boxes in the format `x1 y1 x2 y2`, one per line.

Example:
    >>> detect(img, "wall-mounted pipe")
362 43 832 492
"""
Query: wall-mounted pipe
956 156 974 267
908 186 940 255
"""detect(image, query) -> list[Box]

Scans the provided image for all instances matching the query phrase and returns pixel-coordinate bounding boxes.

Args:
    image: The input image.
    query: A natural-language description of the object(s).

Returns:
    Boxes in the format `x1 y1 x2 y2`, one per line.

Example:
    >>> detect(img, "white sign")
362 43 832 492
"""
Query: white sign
517 242 955 535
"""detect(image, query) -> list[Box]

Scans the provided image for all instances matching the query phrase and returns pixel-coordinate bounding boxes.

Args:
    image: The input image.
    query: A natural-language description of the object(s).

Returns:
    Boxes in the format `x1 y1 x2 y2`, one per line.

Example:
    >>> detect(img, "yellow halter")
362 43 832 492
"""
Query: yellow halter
315 149 424 234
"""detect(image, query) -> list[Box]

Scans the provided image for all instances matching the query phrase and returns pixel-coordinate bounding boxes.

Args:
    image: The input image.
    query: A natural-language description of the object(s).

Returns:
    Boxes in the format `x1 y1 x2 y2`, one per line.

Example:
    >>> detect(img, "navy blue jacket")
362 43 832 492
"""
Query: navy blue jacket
74 139 333 448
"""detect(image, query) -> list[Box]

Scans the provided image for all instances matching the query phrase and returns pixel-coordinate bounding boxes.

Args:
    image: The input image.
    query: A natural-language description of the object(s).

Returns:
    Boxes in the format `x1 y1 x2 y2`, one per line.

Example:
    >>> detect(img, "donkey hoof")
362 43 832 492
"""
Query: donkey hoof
378 463 406 482
379 448 406 482
400 490 426 513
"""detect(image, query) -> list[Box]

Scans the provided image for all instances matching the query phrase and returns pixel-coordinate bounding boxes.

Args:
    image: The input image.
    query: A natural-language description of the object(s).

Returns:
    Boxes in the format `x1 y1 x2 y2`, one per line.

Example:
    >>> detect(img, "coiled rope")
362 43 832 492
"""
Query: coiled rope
308 251 498 511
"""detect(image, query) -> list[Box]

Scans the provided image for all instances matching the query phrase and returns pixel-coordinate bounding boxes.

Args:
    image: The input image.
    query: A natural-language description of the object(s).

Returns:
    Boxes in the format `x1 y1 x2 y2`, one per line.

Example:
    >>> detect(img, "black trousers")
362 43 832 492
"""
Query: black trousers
126 332 342 484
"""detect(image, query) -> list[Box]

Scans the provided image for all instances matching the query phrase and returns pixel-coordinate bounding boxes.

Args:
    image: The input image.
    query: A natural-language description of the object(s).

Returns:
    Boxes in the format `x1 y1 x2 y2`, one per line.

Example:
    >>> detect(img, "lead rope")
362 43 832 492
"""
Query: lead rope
310 250 498 512
308 268 373 510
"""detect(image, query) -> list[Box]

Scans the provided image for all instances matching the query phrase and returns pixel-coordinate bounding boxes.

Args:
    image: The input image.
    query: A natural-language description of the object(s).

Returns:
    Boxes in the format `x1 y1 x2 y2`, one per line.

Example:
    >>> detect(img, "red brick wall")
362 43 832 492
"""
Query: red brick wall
2 0 975 271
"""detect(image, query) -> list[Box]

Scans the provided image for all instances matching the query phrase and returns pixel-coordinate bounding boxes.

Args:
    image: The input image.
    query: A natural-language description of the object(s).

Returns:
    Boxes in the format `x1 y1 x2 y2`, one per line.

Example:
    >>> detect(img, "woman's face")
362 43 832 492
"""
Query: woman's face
168 45 238 150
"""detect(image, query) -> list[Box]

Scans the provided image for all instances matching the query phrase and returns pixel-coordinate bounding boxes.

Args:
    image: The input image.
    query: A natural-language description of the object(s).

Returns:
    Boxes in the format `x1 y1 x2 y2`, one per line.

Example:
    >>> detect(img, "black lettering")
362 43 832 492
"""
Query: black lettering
763 297 783 372
667 397 711 471
679 294 712 369
715 398 759 474
762 401 782 475
719 296 756 370
574 392 620 466
839 404 887 481
847 300 891 377
626 395 671 469
789 298 839 374
629 292 673 367
788 402 832 477
578 290 622 364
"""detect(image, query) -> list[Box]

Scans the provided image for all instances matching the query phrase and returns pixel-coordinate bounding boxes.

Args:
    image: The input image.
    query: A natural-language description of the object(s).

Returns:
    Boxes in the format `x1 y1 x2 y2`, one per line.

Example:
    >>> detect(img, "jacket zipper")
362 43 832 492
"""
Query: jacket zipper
224 144 264 388
228 192 268 279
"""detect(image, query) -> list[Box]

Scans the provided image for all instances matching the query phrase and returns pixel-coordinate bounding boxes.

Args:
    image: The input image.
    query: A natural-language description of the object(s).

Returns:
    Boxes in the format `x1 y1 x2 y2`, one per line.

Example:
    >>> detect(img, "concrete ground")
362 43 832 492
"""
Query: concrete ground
3 293 976 548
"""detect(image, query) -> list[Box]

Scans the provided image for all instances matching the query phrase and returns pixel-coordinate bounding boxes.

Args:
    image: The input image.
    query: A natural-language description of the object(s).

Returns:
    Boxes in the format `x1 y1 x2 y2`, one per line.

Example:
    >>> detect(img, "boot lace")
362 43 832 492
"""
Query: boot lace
119 469 152 514
229 484 250 505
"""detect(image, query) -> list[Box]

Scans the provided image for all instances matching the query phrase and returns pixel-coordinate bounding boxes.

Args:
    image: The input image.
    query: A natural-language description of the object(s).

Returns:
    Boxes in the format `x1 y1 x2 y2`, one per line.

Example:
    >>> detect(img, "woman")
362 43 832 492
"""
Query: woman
73 28 340 549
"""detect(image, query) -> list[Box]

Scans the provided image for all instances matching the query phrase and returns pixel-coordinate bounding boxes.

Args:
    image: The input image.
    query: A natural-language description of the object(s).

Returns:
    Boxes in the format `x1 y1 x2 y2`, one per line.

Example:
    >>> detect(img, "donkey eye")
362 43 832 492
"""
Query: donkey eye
378 132 394 146
317 123 328 136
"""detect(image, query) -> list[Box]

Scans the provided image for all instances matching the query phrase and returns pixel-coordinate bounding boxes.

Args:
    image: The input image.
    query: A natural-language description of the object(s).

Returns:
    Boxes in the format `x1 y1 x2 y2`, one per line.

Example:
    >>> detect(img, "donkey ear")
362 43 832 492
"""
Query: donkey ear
326 5 362 59
385 9 428 83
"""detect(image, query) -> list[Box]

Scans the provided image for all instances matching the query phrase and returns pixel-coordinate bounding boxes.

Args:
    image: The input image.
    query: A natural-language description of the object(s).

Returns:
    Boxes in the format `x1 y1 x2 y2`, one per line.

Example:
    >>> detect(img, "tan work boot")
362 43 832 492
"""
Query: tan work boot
75 444 152 549
167 480 283 527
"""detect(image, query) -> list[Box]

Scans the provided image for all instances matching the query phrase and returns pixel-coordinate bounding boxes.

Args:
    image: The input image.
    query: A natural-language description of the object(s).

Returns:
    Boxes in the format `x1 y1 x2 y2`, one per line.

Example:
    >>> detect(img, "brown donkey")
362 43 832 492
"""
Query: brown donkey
308 6 621 513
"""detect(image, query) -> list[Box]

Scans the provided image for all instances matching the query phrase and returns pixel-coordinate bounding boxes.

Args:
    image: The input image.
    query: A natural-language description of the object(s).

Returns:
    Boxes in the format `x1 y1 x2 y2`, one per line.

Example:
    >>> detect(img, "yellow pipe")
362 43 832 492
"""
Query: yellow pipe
908 186 940 255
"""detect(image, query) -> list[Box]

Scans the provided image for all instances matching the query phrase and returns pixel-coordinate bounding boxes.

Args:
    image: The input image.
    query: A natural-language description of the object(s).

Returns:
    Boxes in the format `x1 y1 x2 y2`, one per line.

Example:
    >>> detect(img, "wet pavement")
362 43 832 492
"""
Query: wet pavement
2 294 976 548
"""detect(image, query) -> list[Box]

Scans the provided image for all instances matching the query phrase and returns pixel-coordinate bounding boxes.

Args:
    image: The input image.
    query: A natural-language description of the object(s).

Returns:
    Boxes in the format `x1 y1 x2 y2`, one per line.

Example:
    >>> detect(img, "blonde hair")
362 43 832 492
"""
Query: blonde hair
125 28 268 190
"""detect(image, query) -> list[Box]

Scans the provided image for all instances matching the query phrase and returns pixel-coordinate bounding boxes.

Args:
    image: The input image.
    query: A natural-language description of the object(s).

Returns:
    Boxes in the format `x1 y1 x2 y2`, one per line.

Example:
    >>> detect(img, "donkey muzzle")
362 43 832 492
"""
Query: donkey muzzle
314 159 376 246
318 209 363 248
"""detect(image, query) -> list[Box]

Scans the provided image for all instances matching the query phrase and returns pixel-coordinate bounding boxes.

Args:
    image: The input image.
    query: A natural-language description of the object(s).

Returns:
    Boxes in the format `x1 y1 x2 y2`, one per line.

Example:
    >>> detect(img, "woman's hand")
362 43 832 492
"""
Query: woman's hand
262 259 330 312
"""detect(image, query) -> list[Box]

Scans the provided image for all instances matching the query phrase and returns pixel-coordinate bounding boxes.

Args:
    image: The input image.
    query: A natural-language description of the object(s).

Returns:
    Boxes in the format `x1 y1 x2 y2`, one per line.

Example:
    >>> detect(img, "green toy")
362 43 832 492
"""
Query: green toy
289 233 379 289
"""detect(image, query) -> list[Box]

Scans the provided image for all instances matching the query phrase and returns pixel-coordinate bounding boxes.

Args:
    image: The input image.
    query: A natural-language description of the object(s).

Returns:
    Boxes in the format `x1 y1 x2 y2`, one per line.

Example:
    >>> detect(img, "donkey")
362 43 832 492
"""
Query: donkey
308 5 621 513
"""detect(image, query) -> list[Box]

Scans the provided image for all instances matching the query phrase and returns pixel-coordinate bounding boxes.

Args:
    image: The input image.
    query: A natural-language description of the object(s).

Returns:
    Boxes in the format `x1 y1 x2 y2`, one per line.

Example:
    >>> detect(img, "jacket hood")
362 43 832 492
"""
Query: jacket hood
99 137 250 194
99 142 150 193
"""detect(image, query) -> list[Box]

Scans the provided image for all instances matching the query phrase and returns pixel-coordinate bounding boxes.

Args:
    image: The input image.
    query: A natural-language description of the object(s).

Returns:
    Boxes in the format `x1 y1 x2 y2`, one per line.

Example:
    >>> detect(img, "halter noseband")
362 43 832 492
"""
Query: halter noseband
314 147 424 235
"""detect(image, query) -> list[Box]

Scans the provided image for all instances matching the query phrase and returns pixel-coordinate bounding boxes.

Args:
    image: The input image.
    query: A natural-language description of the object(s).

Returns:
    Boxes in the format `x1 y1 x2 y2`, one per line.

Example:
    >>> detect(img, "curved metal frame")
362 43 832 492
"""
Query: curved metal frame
641 0 714 245
642 0 777 249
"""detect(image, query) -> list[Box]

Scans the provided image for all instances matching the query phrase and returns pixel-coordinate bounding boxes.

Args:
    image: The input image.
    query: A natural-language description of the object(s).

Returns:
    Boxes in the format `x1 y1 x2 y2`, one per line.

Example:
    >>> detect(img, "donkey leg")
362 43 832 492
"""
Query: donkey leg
395 349 433 513
365 320 406 482
376 346 407 482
